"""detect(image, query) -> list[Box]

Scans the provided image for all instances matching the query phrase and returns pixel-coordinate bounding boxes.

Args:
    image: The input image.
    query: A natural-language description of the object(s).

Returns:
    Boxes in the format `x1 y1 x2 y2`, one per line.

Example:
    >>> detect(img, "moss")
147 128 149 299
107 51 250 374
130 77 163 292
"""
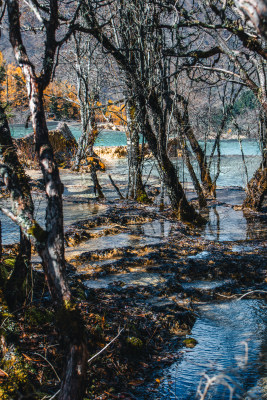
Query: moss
126 336 143 349
3 257 16 268
25 306 53 326
27 222 47 243
183 337 198 348
137 191 151 204
0 352 35 399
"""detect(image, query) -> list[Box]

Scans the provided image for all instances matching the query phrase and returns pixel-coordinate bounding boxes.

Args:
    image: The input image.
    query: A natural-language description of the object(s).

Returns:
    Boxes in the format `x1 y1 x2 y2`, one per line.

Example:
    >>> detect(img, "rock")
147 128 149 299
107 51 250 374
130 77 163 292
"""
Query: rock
15 122 77 166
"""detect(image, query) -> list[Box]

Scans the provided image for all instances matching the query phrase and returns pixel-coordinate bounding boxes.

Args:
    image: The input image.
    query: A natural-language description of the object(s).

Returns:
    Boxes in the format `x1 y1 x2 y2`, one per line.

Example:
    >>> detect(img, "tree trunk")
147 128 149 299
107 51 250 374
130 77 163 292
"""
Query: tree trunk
5 229 32 310
7 2 89 397
175 96 215 197
126 93 149 202
179 136 207 208
143 90 204 223
24 79 88 400
0 105 33 310
243 114 267 210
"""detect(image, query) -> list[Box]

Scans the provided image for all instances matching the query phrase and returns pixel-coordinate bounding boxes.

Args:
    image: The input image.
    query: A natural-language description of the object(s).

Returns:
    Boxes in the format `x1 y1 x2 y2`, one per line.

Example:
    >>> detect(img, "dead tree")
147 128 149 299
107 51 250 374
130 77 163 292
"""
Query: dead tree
6 1 88 398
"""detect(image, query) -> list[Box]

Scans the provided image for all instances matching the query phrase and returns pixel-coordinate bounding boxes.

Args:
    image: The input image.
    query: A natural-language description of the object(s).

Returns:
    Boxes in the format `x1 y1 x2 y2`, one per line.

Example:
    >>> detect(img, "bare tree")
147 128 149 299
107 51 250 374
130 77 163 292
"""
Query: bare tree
80 0 203 223
5 1 88 398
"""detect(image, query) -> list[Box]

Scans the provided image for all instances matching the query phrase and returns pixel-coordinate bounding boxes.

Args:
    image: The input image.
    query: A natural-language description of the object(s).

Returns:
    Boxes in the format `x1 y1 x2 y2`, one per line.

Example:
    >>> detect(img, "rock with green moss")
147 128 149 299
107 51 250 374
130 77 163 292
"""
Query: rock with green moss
183 337 198 348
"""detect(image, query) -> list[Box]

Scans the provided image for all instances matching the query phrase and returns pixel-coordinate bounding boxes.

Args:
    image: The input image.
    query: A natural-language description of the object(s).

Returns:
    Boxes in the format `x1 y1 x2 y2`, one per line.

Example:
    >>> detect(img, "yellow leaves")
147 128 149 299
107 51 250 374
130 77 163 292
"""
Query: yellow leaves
0 62 27 110
0 51 5 67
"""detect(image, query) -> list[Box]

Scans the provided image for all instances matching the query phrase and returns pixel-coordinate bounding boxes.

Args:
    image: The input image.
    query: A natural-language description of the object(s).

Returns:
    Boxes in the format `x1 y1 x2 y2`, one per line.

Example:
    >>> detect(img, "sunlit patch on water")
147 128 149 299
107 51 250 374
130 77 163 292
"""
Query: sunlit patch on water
152 300 267 400
188 251 210 260
181 280 232 290
64 232 162 260
84 272 166 289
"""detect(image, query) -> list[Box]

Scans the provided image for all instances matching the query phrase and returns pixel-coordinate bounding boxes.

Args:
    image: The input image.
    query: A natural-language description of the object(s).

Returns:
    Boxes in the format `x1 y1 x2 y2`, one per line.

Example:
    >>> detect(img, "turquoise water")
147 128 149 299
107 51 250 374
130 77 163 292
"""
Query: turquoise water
10 123 261 155
10 123 127 147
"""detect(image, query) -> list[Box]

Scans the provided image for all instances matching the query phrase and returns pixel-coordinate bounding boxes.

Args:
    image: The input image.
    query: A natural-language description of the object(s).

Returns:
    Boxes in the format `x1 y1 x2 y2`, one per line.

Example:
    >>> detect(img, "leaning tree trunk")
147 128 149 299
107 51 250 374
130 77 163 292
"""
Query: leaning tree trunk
179 135 207 208
23 82 88 400
7 1 88 398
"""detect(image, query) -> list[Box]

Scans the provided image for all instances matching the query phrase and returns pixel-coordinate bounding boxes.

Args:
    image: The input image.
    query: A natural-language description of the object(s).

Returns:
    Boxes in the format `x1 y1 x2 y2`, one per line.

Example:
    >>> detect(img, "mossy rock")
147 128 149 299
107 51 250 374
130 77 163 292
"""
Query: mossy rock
183 337 198 348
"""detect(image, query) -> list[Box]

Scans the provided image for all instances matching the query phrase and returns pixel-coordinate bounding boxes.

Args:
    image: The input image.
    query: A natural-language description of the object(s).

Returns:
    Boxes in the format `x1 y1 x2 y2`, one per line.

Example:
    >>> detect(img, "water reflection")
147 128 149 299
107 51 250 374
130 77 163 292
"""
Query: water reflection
204 204 267 242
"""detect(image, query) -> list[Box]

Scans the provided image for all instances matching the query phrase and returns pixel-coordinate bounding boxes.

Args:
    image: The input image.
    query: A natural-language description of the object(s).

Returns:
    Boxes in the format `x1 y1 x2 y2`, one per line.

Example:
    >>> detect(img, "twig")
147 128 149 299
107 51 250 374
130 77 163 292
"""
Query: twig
217 290 267 301
48 389 61 400
88 328 124 363
41 389 61 400
237 290 267 300
34 352 61 382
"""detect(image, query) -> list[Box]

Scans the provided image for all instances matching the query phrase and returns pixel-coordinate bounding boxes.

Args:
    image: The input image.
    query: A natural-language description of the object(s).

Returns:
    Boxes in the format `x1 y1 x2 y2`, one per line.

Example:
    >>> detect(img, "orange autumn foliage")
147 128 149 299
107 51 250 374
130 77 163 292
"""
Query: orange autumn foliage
0 51 126 124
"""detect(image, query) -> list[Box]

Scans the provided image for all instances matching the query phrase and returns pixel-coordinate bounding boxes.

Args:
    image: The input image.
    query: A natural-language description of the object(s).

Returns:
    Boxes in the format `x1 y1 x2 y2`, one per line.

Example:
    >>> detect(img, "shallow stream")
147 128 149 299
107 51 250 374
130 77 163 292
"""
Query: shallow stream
152 299 267 400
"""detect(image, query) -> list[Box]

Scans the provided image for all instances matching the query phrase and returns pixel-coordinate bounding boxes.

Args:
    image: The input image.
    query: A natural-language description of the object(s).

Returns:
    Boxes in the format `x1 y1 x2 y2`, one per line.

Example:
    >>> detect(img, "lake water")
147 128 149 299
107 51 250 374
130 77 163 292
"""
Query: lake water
0 124 264 245
10 123 262 156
